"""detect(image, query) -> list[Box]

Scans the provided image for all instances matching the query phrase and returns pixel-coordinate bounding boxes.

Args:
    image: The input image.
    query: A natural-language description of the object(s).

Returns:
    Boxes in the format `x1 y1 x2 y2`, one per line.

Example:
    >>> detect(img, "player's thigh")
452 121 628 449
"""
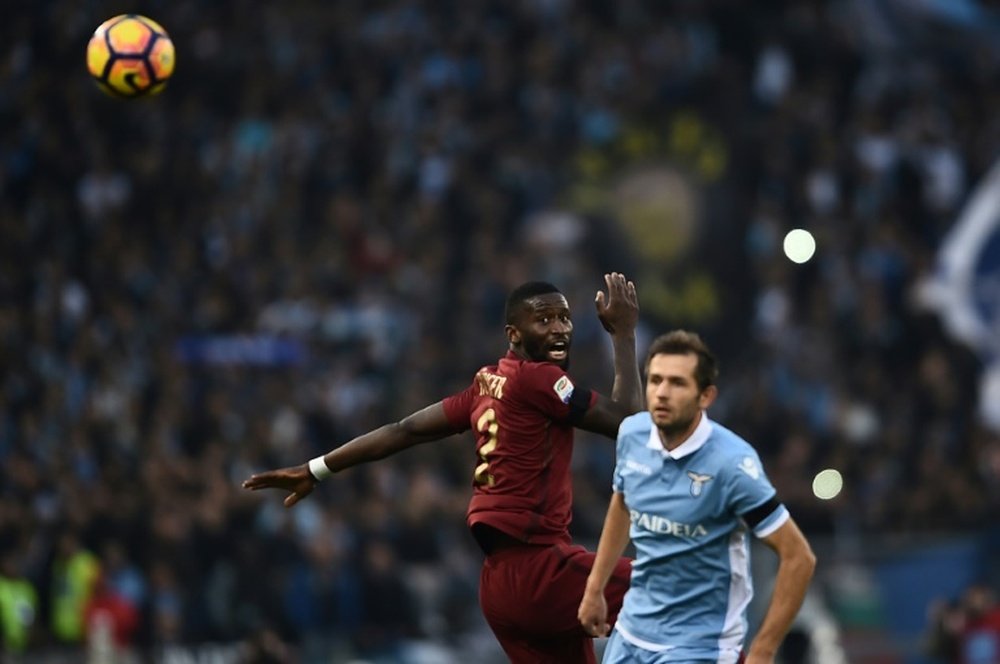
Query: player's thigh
482 545 586 632
555 545 632 619
493 624 597 664
479 553 550 629
481 545 630 633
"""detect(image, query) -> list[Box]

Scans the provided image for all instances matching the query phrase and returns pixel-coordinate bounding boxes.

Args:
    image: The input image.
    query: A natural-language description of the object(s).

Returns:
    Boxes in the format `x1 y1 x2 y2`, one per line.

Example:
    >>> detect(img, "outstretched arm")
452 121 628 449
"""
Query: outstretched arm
745 518 816 663
320 402 458 471
579 273 642 437
578 491 632 637
242 402 459 507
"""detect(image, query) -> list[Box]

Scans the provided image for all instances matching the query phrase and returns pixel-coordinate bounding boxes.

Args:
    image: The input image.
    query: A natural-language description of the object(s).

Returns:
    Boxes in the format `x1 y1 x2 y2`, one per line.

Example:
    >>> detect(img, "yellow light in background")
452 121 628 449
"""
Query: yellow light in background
812 468 843 500
783 229 817 264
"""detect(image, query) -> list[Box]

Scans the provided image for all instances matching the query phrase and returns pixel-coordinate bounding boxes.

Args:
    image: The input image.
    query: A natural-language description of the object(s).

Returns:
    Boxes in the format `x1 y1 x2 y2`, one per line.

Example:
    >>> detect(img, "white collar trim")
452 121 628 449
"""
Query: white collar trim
646 411 713 459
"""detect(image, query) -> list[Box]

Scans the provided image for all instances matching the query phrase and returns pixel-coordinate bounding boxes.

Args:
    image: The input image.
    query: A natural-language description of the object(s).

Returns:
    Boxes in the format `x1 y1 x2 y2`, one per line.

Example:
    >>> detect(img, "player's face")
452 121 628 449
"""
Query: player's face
507 293 573 368
646 353 715 437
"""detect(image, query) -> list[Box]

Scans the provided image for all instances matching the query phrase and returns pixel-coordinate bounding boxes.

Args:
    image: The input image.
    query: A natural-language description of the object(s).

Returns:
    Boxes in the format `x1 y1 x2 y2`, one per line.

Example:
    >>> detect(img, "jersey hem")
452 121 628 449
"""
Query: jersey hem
614 622 673 652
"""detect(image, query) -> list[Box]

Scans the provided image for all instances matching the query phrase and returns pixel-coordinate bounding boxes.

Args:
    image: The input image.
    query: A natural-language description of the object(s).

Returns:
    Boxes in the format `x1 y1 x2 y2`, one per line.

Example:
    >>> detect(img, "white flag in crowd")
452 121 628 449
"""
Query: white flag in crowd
917 156 1000 431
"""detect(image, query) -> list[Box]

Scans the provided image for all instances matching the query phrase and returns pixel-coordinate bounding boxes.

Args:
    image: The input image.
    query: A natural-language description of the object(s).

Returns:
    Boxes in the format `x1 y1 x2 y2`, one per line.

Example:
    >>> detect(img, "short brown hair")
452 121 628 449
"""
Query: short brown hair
644 330 718 391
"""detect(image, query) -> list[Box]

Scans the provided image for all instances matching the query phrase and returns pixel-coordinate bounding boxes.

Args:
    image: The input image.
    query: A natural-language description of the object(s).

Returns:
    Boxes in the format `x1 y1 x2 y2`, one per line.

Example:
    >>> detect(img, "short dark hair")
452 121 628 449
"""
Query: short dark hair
645 330 718 391
505 281 561 324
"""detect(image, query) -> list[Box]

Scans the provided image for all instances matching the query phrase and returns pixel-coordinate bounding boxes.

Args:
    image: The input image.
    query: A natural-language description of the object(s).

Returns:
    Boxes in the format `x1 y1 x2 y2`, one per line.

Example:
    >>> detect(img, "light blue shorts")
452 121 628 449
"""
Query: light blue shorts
601 628 722 664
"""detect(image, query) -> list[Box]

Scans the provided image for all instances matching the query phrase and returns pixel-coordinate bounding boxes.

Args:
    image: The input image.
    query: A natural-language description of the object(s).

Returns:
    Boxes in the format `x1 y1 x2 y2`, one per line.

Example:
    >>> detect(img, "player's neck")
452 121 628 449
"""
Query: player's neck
658 410 703 451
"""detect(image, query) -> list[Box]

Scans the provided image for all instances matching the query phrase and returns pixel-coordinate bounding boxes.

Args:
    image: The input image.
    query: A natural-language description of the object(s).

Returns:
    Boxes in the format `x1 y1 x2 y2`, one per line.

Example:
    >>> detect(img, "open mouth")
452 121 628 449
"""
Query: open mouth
547 341 568 361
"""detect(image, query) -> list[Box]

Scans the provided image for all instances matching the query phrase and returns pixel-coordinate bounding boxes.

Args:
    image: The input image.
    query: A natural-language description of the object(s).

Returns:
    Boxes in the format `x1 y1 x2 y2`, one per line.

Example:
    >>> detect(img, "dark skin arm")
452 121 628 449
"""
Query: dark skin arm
242 402 458 507
577 272 642 438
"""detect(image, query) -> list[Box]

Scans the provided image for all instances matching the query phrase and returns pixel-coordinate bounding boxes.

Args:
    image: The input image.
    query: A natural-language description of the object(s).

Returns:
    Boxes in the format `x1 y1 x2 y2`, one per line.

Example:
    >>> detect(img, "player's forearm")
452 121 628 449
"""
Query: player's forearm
584 492 631 595
320 423 425 472
320 403 456 473
609 333 642 413
747 548 816 657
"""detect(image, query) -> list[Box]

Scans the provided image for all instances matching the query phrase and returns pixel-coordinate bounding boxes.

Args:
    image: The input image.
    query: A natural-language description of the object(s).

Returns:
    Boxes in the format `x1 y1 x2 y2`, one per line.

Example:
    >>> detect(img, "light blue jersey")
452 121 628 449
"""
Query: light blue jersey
609 412 788 663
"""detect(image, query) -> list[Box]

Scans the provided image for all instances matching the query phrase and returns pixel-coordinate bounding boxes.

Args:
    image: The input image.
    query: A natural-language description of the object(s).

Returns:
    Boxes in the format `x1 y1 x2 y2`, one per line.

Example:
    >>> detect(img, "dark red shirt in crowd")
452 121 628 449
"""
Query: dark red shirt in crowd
442 351 596 547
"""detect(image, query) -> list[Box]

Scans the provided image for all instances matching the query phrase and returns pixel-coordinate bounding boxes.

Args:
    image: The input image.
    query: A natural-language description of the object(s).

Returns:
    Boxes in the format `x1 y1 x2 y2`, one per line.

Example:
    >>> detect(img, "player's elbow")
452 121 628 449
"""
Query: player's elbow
609 392 642 416
394 418 429 446
805 550 817 578
778 536 816 583
802 536 817 567
622 401 643 416
610 399 641 423
793 543 817 581
395 408 453 444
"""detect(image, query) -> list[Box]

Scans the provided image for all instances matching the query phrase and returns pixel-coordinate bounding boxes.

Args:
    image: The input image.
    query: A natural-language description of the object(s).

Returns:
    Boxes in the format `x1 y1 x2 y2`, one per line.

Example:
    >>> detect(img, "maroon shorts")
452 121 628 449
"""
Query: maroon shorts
478 542 632 664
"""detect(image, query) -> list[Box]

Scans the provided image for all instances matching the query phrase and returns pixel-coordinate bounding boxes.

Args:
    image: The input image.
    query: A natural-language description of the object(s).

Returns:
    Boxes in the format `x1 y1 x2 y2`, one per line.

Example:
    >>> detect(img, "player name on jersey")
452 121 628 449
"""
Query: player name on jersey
475 371 507 399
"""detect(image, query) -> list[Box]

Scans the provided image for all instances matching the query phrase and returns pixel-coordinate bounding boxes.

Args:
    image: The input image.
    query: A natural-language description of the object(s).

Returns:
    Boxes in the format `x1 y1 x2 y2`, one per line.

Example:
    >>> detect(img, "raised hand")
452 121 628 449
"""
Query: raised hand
242 464 316 508
595 272 638 335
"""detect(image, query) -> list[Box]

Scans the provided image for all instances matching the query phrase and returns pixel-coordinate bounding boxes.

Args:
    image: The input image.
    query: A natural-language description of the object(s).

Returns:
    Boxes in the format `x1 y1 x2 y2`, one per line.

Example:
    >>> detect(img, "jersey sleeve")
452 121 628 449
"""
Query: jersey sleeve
724 450 789 538
440 383 475 432
520 362 596 423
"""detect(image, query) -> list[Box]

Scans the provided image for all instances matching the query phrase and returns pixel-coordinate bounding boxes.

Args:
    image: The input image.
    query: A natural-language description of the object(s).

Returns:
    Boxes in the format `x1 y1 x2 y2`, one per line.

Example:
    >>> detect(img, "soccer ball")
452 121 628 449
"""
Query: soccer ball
86 14 175 98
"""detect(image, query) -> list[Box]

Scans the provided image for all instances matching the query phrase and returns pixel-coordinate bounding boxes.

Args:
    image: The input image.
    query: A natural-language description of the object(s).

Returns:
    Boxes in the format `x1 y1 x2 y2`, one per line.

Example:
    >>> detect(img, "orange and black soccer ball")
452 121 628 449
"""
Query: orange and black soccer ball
86 14 175 98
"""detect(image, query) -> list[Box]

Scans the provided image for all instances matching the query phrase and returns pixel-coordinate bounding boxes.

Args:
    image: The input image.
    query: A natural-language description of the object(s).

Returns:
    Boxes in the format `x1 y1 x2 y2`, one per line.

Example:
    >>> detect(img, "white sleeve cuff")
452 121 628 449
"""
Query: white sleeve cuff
754 506 790 538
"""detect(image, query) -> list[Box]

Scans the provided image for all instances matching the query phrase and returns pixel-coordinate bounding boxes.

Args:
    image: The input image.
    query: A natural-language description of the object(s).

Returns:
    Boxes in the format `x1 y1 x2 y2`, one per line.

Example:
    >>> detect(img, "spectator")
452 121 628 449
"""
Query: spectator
0 550 38 655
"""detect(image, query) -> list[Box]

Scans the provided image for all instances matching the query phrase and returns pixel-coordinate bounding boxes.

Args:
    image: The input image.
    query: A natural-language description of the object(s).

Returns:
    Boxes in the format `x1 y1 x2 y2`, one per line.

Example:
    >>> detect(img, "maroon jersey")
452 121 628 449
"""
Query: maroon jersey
442 351 597 546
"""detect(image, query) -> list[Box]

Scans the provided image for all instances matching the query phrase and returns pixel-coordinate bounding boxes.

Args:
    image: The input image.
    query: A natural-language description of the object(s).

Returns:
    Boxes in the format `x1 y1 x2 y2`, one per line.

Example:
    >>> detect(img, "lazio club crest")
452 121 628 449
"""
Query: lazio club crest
687 471 713 497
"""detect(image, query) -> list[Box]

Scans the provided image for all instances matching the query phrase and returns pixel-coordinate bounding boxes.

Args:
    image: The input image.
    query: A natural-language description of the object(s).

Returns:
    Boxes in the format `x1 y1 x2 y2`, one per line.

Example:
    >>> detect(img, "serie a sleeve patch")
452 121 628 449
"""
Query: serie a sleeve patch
552 375 575 403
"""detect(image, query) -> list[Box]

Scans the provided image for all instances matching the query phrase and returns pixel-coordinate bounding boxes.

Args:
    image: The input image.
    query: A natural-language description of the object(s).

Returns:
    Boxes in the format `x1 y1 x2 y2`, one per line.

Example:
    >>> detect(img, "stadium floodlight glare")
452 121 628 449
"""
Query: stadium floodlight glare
783 229 816 264
812 468 843 500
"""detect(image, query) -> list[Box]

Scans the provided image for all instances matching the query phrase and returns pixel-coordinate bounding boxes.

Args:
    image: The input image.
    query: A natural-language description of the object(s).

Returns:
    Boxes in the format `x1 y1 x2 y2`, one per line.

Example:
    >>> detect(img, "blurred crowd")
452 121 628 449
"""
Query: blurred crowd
926 582 1000 664
3 0 1000 660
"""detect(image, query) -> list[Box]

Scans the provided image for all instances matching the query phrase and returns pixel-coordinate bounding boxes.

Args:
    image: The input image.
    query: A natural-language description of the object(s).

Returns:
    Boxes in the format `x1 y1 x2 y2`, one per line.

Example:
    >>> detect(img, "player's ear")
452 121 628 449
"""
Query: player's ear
699 384 718 410
505 324 520 345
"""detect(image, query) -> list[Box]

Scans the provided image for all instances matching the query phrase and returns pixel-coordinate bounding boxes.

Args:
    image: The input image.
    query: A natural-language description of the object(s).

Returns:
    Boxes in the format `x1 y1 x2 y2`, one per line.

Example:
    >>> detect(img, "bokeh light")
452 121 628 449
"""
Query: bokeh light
783 229 817 264
812 468 843 500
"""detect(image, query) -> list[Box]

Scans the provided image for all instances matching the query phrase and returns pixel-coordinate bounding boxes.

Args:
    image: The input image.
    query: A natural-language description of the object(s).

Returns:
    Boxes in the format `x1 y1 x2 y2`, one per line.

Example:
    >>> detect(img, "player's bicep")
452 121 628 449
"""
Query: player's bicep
758 516 811 561
399 401 466 439
575 392 631 439
440 385 475 432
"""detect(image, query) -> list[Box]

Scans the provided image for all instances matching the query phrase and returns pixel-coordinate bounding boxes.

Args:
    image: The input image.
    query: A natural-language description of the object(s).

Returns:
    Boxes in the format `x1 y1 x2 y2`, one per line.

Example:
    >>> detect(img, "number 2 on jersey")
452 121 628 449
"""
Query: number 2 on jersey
474 408 498 486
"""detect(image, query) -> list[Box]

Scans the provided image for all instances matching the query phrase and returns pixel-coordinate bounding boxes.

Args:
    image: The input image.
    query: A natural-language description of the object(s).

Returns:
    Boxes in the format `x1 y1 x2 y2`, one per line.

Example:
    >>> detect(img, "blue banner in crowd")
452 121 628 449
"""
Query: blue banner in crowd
174 335 307 367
